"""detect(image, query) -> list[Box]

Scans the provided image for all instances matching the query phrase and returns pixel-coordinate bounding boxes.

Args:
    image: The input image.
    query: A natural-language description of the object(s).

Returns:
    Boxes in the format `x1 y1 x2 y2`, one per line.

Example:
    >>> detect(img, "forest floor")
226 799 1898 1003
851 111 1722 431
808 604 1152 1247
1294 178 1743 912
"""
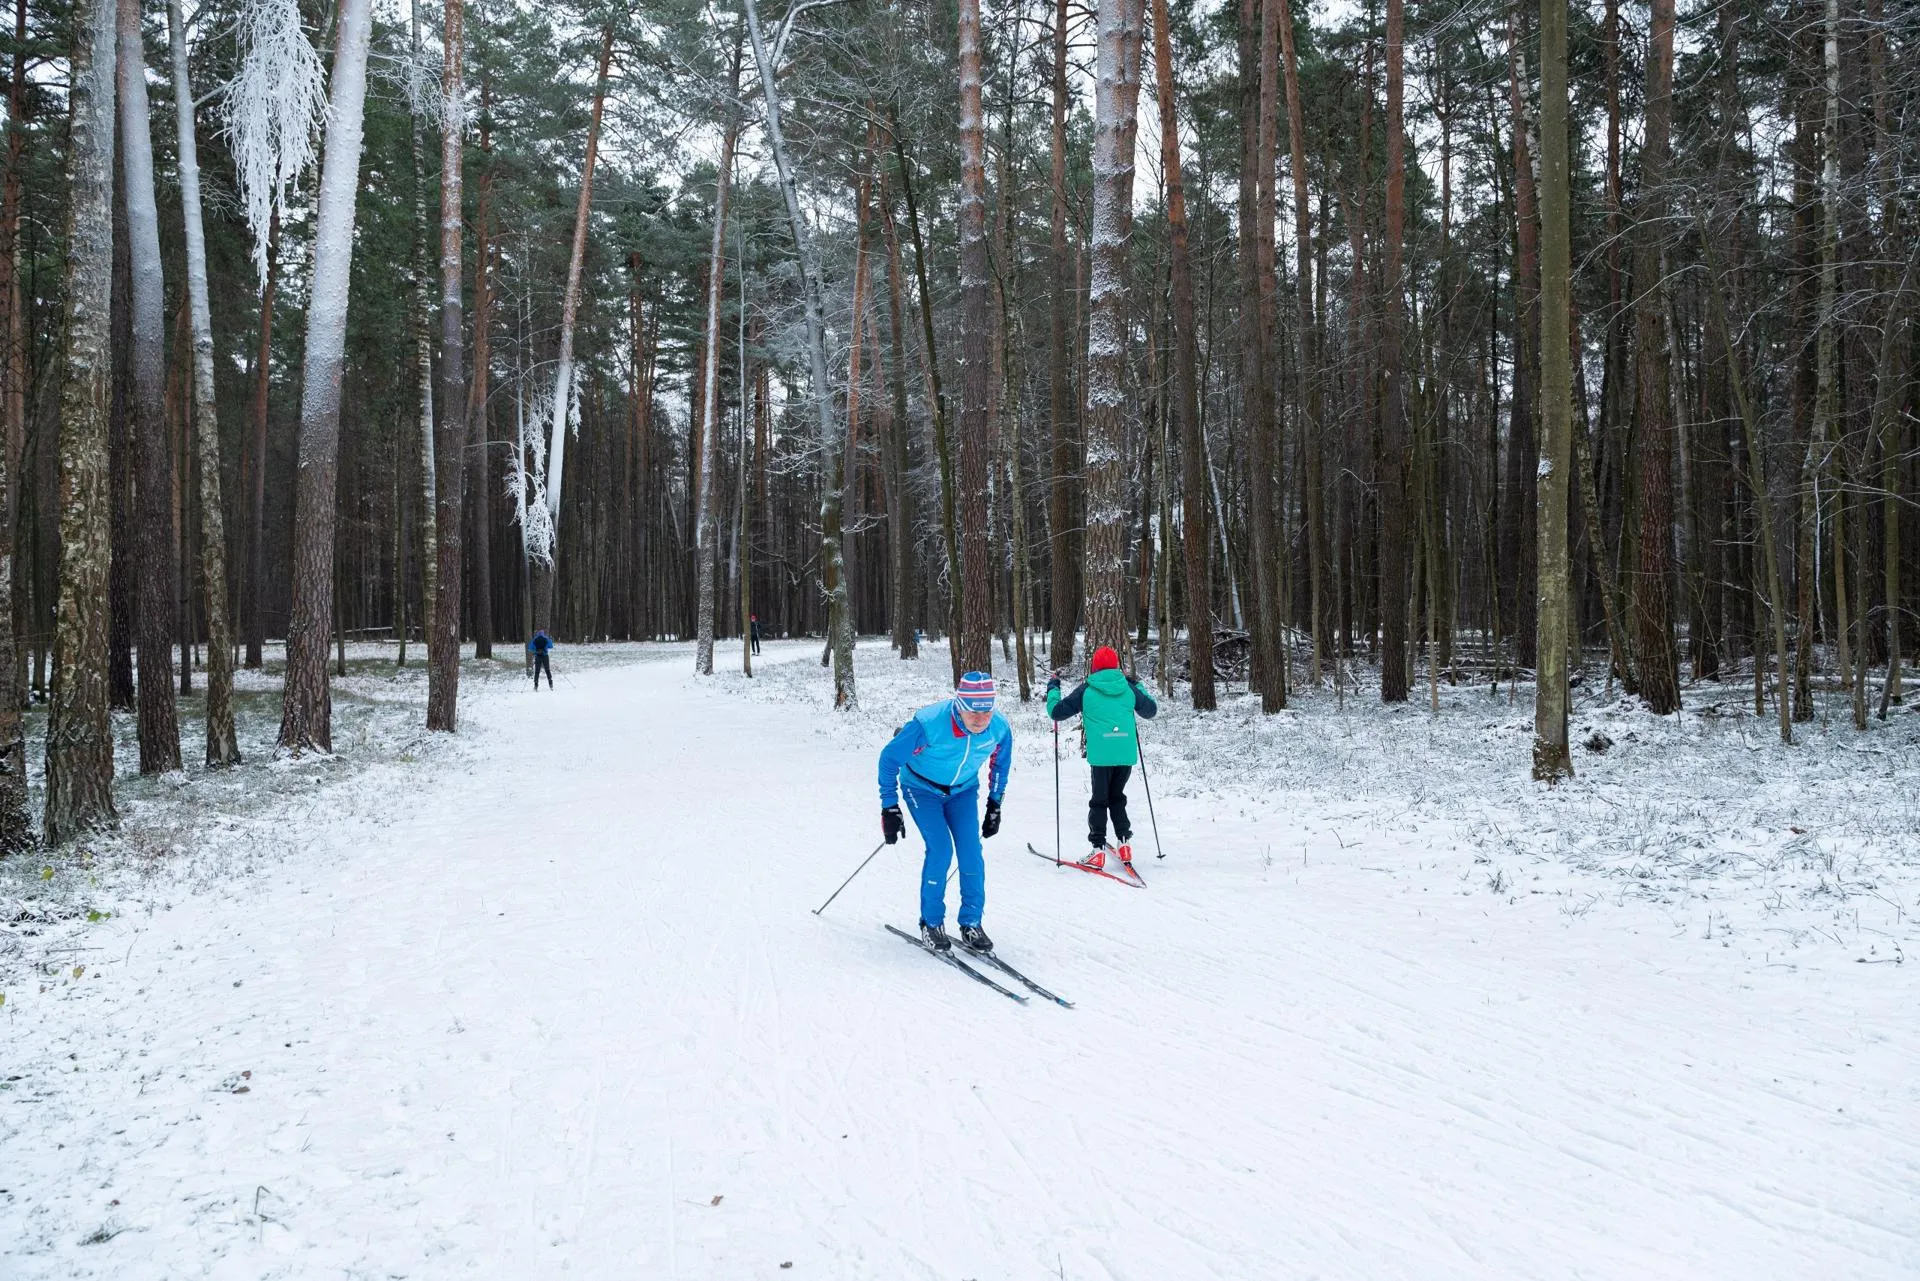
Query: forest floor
2 637 1915 1279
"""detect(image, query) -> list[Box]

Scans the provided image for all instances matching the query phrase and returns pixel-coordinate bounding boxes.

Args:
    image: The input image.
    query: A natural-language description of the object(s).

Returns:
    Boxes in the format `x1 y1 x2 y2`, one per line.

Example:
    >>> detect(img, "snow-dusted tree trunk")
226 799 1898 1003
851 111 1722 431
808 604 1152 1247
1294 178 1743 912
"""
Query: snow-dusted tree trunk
1081 0 1144 655
1378 0 1409 705
468 67 494 660
118 0 181 774
45 0 119 839
531 24 613 635
1532 0 1573 781
277 0 375 755
0 0 28 849
1628 0 1679 715
955 0 993 675
1149 0 1211 709
167 0 238 768
743 0 854 708
692 110 739 677
426 0 468 730
1275 0 1320 689
408 0 437 657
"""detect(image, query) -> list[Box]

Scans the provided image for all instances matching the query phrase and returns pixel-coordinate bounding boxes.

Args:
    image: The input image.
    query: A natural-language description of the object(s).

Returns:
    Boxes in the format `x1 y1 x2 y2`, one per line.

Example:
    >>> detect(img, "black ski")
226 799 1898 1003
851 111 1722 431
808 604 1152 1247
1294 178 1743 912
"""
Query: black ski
957 944 1073 1007
885 925 1028 1003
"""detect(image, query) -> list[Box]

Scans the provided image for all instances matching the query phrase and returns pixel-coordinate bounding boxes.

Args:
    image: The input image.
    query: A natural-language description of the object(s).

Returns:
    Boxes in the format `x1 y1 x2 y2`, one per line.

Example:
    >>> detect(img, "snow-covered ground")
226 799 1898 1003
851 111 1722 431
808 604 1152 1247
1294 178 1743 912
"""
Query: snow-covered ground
3 638 1916 1279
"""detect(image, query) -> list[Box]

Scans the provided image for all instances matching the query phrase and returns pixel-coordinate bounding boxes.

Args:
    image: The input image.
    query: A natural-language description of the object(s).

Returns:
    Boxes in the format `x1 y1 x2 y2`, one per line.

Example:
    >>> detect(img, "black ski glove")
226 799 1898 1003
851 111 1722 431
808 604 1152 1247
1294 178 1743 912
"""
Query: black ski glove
882 805 905 844
981 799 1002 839
1046 675 1061 694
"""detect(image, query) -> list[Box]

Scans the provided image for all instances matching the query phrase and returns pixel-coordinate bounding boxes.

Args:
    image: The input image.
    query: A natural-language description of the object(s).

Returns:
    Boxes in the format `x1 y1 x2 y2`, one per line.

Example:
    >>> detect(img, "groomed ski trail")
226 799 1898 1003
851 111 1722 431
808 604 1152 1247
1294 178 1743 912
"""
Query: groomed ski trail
3 640 1914 1280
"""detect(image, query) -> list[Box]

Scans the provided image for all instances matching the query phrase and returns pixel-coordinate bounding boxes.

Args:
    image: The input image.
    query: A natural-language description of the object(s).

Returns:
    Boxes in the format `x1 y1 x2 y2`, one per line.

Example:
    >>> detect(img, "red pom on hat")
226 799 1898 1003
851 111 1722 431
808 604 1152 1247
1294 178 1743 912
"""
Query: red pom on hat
1090 646 1120 672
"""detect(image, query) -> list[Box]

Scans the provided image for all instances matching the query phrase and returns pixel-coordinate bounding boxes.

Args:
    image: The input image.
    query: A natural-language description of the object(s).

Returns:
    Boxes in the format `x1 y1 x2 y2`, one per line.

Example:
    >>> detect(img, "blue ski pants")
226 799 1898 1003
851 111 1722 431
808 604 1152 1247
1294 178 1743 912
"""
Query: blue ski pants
902 783 984 929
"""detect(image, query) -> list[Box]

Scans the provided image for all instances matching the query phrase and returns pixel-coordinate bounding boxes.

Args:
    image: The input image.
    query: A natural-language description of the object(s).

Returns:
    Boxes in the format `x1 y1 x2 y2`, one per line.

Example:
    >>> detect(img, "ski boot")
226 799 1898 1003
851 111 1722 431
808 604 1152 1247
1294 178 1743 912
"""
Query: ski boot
1078 845 1111 871
918 919 952 953
1115 842 1135 874
958 924 993 954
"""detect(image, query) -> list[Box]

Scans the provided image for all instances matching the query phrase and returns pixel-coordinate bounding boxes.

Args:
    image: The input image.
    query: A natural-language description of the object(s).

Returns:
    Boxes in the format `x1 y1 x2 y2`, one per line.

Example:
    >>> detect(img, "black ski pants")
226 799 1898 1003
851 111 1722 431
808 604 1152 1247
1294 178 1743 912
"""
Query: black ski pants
1087 764 1133 847
533 651 552 689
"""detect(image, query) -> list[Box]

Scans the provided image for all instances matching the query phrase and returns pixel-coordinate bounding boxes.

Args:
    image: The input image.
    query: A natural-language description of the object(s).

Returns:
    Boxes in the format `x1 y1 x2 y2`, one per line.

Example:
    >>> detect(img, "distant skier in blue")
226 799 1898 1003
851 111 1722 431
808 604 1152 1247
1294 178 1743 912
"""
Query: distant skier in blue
529 629 555 689
877 672 1013 954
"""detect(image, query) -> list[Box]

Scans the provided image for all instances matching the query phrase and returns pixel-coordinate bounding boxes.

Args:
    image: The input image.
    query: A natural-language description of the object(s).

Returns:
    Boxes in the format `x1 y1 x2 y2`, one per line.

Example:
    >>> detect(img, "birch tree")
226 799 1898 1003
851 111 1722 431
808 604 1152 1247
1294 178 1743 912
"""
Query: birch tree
167 0 238 766
523 25 612 635
742 0 854 707
117 0 182 772
693 62 741 677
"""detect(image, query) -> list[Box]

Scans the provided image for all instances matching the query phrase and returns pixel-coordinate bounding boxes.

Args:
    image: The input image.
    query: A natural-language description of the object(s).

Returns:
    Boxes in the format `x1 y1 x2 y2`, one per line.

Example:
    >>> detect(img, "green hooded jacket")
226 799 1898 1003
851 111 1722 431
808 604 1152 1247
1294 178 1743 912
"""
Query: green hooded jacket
1046 668 1158 766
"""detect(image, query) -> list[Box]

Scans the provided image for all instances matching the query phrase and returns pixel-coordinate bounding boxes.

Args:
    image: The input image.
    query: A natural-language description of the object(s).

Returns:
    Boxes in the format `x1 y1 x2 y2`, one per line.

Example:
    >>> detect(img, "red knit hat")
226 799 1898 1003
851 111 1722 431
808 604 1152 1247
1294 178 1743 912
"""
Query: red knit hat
1090 646 1120 672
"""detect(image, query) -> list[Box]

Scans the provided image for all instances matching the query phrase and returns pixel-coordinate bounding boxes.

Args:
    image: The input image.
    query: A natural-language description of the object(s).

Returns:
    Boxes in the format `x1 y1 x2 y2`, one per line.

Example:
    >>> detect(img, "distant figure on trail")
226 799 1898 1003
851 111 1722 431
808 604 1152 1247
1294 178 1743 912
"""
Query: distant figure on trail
877 672 1013 955
530 629 555 689
750 614 762 655
1047 645 1156 875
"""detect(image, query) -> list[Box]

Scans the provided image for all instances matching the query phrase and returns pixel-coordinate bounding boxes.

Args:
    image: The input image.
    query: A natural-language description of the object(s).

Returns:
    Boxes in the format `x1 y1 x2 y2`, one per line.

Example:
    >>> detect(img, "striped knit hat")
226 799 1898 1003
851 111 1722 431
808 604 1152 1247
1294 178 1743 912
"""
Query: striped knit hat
954 671 997 714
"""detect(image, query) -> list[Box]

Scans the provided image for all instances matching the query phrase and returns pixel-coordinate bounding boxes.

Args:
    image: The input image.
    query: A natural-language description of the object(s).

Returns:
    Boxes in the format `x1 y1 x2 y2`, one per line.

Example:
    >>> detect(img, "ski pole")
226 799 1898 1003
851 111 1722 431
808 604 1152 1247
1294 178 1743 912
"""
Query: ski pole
813 841 887 916
1138 730 1164 860
1052 717 1061 866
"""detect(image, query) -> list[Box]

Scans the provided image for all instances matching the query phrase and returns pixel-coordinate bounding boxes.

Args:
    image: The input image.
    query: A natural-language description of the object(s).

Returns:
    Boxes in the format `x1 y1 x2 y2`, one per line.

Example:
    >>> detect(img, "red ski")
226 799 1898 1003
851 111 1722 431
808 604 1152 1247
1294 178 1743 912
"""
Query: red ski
1027 843 1145 888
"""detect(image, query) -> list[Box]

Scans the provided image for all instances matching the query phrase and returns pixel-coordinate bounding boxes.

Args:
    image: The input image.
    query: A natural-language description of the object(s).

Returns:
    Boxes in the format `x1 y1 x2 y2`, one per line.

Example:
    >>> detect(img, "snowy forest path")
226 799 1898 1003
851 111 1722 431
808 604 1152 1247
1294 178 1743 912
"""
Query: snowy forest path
4 640 1916 1280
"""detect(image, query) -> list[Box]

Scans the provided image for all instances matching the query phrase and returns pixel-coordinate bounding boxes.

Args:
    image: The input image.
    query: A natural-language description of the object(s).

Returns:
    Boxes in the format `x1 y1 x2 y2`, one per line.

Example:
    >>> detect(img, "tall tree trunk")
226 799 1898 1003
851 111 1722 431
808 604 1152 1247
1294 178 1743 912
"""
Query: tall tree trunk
277 0 375 754
1502 9 1540 671
956 0 993 674
1533 0 1572 780
167 0 238 767
1628 0 1680 714
693 95 739 677
1378 0 1410 703
1083 0 1145 654
45 0 120 837
532 25 613 635
244 213 276 669
1047 0 1079 670
0 0 26 846
408 0 437 658
1150 0 1213 708
468 68 494 660
743 0 854 706
426 0 467 731
1237 0 1278 704
893 118 961 680
876 165 919 660
119 0 181 773
1276 0 1321 691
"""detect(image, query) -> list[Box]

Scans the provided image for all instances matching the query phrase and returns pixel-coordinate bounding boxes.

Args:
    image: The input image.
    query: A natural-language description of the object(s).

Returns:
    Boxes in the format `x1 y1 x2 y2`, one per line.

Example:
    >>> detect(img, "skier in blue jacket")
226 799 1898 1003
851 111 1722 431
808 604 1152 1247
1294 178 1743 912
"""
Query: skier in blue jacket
877 672 1013 954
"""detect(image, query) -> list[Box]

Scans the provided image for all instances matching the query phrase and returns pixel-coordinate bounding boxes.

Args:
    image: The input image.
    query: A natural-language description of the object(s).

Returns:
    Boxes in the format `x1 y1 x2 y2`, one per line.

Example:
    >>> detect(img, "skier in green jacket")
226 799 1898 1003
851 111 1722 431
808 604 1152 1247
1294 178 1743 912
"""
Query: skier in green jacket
1046 645 1157 872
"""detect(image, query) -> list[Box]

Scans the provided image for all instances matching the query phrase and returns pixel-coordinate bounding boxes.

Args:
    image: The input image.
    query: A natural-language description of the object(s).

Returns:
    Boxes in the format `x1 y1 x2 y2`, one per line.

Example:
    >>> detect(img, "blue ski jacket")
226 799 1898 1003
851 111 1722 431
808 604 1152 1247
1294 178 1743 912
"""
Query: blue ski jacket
877 701 1013 808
